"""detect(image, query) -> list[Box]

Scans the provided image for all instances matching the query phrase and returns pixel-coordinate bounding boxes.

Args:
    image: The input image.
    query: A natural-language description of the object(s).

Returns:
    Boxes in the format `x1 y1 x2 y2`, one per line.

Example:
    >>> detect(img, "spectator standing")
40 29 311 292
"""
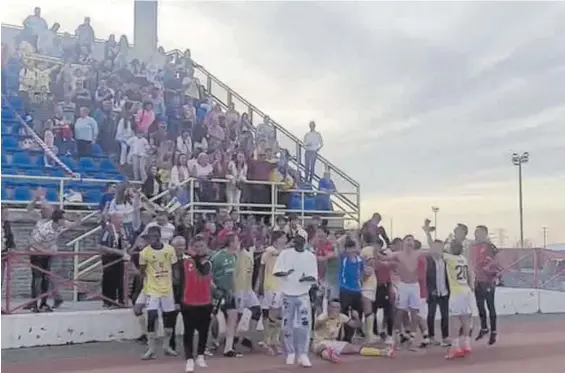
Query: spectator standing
93 100 116 155
135 101 156 135
22 7 48 48
74 107 98 158
37 23 61 57
129 131 150 181
303 121 323 183
59 95 76 123
108 185 137 240
98 183 116 212
1 206 16 298
256 116 276 150
94 80 115 108
142 165 163 201
190 153 214 202
170 153 190 194
176 130 192 158
99 213 130 308
116 111 135 166
104 34 119 65
75 17 95 52
141 211 176 244
226 151 247 209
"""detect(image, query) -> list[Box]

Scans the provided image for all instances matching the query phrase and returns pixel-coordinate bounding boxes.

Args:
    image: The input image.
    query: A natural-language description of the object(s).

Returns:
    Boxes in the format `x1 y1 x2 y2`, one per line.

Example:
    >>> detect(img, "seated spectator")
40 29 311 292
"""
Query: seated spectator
116 110 136 166
52 106 73 155
192 120 208 154
149 120 168 147
74 107 98 158
317 170 336 211
43 129 59 167
135 101 155 135
128 131 150 181
226 151 247 210
176 129 192 158
142 165 163 202
99 183 117 212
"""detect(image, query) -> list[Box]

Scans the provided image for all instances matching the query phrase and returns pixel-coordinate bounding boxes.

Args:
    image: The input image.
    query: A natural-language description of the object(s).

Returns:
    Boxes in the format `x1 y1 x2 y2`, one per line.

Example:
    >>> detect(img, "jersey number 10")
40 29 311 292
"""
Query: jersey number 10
455 264 469 282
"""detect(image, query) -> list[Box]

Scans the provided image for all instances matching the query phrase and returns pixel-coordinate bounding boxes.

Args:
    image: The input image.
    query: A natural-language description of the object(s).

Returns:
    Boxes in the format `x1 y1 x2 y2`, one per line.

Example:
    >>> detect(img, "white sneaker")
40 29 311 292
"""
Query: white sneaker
298 354 312 368
185 359 195 373
196 355 207 368
285 354 296 365
385 336 394 345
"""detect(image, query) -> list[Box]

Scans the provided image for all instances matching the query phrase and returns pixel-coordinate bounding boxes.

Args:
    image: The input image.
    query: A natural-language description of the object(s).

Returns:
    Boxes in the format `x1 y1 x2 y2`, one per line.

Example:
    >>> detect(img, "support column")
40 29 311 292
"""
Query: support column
133 0 158 61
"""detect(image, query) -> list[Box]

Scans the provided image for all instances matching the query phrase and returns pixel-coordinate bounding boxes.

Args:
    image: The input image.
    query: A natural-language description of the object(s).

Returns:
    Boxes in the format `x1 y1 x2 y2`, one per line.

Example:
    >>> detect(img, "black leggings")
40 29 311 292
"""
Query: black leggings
373 283 394 337
475 282 497 332
30 255 51 305
339 288 362 342
182 305 213 359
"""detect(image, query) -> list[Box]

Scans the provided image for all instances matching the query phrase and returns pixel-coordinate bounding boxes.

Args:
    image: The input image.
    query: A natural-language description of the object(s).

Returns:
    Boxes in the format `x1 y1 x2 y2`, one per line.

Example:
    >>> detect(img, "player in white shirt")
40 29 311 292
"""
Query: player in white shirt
273 231 318 367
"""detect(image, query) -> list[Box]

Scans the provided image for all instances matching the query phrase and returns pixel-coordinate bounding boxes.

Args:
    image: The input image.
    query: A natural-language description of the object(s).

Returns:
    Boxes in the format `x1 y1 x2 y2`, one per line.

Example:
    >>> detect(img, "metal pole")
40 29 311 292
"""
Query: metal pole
433 210 438 240
542 227 547 249
518 162 524 248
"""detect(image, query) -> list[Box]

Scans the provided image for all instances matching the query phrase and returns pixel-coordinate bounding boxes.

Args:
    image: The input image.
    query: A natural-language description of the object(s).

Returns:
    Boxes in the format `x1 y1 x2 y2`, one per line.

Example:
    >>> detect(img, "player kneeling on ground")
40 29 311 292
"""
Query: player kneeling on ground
445 241 474 359
313 298 395 363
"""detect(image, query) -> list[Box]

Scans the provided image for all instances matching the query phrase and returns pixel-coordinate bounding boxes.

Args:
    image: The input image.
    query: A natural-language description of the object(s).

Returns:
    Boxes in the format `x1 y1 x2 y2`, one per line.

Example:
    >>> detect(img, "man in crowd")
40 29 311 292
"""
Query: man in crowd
28 208 80 312
137 226 179 360
378 235 422 349
444 241 475 359
470 225 501 345
99 212 130 307
359 234 380 343
303 120 323 183
361 213 391 247
141 211 176 244
256 230 287 355
273 231 318 367
337 237 364 343
422 221 451 346
210 233 241 357
313 298 395 363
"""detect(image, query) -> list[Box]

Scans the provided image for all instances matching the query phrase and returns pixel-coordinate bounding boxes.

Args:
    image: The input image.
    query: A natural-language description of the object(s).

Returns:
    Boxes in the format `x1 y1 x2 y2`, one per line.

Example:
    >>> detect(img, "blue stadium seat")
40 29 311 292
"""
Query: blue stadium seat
12 152 32 167
60 155 77 169
14 187 31 201
99 158 116 172
303 196 316 211
45 188 59 202
92 144 104 157
1 137 18 150
79 157 97 171
1 186 8 200
85 189 102 203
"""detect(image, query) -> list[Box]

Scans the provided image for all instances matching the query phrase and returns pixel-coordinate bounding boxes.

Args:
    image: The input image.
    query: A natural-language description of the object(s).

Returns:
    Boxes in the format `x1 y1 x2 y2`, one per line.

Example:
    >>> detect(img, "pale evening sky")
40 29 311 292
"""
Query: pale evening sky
2 1 564 246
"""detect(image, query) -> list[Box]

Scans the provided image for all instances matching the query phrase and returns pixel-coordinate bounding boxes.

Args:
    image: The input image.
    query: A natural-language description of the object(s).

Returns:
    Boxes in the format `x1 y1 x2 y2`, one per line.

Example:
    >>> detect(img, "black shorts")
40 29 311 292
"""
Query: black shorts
374 282 392 309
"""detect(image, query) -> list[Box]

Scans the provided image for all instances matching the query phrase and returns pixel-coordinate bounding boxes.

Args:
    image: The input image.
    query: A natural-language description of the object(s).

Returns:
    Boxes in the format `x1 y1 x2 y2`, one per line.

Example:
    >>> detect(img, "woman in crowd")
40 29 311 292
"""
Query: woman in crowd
135 101 156 135
190 152 214 202
116 107 136 166
108 183 138 241
212 150 229 202
142 165 163 202
170 153 191 203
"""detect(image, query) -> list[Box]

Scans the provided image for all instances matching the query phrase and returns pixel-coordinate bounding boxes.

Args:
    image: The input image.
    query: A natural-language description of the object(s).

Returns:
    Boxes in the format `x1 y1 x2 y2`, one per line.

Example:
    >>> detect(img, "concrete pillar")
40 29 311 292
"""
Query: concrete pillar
133 0 158 61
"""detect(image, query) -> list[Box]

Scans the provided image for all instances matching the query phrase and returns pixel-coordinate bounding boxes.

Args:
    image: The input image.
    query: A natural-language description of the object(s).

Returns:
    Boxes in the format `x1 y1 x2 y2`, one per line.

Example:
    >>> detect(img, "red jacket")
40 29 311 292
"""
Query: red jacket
471 242 501 284
180 256 213 306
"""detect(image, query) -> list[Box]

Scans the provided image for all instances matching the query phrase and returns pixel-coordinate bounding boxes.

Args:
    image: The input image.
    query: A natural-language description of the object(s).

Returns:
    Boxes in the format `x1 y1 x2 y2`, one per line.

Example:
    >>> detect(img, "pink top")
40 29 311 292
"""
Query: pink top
135 109 155 134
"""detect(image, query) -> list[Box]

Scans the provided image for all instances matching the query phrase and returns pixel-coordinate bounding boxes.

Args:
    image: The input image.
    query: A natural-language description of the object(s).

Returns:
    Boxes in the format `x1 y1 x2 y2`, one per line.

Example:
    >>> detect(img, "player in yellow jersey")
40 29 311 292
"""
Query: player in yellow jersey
137 226 178 360
444 241 475 359
313 298 395 363
256 230 288 355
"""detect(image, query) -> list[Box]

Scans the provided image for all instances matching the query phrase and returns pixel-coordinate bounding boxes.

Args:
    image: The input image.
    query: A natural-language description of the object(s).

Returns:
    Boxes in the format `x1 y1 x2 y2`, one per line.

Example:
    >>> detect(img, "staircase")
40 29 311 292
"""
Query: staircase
169 50 361 224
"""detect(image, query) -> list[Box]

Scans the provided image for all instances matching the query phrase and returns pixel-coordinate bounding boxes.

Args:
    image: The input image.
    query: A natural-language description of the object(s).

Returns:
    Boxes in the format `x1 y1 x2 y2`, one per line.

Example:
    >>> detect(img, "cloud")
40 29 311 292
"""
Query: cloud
2 1 565 243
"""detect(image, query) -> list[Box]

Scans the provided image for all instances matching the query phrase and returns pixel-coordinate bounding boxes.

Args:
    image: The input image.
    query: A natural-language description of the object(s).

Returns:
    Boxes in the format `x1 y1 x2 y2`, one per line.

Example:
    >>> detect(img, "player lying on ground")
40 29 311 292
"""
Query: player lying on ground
313 298 395 363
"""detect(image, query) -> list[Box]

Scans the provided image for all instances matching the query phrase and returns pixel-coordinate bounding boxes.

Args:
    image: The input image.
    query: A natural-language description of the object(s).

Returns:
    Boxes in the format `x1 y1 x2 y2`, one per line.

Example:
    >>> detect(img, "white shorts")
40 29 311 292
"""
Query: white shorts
419 298 428 319
315 340 348 354
135 292 176 312
235 290 261 313
449 292 473 316
261 290 283 309
396 282 421 311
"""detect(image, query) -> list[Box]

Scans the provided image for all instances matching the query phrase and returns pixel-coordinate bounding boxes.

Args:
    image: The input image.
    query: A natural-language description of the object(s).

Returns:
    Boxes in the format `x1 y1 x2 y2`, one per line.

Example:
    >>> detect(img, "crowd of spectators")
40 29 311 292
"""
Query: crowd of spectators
1 7 336 213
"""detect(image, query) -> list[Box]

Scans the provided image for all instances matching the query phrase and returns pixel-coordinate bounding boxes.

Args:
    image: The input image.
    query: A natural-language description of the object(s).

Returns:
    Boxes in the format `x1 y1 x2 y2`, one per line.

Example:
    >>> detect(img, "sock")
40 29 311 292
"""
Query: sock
137 315 146 335
224 335 234 353
263 317 272 345
360 347 382 357
364 314 375 338
452 338 460 349
162 328 174 349
463 336 471 349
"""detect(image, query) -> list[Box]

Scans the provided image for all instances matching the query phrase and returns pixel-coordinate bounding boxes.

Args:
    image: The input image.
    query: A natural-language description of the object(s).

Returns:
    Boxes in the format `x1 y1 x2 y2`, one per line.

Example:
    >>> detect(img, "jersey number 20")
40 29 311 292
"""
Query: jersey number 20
455 264 468 282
